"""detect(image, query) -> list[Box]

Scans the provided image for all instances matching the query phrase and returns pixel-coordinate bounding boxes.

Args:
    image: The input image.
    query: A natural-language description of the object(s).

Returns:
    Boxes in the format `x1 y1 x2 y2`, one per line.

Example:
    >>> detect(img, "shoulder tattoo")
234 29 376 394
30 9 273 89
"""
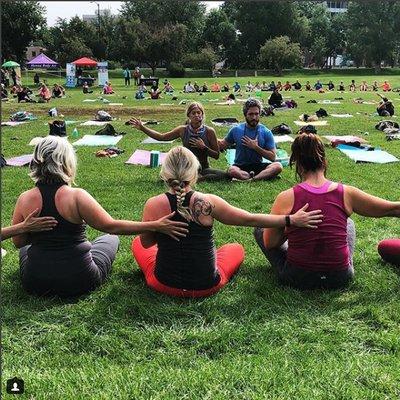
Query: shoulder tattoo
191 196 214 225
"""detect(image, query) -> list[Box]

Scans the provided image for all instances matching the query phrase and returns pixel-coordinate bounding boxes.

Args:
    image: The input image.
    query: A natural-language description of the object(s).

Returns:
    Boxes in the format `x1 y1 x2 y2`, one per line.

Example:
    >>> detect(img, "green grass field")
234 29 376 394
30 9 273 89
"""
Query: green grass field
2 72 400 399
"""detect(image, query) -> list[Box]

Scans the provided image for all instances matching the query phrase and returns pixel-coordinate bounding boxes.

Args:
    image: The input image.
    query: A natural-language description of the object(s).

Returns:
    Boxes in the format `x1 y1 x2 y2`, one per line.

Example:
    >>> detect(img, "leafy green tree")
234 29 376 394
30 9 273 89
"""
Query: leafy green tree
259 36 302 75
183 46 218 71
120 0 205 51
345 0 400 71
1 1 46 62
110 19 188 75
44 17 96 65
221 1 308 68
310 36 328 68
202 9 237 60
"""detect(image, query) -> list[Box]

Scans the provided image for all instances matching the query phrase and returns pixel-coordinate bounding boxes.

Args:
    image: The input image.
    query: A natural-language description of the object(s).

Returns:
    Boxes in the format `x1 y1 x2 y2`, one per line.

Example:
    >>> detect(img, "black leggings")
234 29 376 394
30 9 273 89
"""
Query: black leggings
253 219 356 290
19 235 119 297
199 167 231 182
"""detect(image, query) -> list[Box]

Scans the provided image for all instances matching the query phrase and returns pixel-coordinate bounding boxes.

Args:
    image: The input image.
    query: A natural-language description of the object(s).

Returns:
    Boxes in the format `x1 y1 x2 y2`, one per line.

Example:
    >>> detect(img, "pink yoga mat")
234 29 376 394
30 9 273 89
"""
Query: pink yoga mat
125 150 167 166
6 154 33 166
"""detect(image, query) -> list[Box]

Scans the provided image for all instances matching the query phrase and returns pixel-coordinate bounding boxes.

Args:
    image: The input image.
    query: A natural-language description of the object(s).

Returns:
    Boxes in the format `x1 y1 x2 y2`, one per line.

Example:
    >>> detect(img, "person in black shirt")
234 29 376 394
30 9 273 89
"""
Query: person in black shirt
268 88 284 108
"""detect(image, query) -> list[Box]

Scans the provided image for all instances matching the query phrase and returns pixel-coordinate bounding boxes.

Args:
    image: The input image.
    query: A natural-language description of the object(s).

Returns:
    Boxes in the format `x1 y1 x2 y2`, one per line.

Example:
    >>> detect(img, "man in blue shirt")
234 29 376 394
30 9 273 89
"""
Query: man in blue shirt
123 67 131 86
219 98 283 181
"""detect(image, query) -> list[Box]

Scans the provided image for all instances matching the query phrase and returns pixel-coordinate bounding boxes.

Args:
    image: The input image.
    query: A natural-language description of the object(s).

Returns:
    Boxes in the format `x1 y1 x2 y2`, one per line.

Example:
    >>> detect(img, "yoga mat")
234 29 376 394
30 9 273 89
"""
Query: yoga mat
225 149 289 166
330 114 353 118
80 121 109 126
72 135 123 146
337 144 399 164
273 135 294 143
1 121 27 126
141 137 175 144
6 154 33 166
108 103 123 106
294 120 328 127
318 100 341 104
82 99 97 102
323 135 367 145
125 150 167 166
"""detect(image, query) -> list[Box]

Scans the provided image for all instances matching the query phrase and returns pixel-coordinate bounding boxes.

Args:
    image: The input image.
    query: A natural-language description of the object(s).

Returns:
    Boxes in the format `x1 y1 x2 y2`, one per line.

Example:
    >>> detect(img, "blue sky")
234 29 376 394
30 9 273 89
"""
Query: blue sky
40 1 223 26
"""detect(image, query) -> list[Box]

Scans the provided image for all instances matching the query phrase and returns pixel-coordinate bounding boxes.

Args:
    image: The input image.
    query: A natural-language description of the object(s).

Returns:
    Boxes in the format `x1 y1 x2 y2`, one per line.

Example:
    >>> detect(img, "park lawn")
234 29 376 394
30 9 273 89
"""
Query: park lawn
1 72 400 399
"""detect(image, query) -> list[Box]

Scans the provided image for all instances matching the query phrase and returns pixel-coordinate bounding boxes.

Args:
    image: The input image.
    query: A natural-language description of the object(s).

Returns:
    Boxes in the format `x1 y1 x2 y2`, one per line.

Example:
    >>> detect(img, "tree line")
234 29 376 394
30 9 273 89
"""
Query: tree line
2 0 400 75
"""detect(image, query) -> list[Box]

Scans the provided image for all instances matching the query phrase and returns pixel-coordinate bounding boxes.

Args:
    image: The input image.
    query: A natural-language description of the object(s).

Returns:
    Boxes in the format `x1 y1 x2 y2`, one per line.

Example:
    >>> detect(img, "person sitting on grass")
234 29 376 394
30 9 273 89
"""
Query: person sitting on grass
382 81 391 92
103 81 114 95
149 84 162 100
17 86 35 103
38 83 51 102
360 81 368 91
349 79 356 92
184 81 195 93
314 80 323 91
193 81 200 92
164 81 174 93
221 82 230 92
246 81 254 92
33 72 40 86
327 81 335 91
82 82 93 94
52 83 65 98
292 80 302 90
233 81 241 92
211 82 221 92
11 136 188 298
268 88 284 108
305 81 312 91
254 132 400 290
377 95 395 117
129 102 229 181
131 146 322 298
202 82 209 92
338 81 345 91
219 98 283 181
261 81 270 91
283 81 292 91
372 81 379 91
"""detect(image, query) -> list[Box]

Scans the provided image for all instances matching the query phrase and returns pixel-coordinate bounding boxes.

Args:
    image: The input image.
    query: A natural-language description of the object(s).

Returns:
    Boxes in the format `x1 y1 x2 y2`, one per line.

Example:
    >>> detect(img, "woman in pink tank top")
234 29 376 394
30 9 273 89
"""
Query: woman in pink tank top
254 133 400 290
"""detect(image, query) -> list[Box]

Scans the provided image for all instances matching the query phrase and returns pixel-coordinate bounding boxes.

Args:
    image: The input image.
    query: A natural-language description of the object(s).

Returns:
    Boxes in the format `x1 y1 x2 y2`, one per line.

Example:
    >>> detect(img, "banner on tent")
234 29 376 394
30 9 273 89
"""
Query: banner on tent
97 62 108 87
65 63 76 87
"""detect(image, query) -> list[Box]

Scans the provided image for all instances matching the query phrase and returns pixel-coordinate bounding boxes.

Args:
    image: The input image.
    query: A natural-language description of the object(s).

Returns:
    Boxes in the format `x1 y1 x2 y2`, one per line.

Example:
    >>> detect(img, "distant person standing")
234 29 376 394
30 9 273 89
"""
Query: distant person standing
34 72 40 86
133 67 140 85
11 68 17 86
123 67 131 86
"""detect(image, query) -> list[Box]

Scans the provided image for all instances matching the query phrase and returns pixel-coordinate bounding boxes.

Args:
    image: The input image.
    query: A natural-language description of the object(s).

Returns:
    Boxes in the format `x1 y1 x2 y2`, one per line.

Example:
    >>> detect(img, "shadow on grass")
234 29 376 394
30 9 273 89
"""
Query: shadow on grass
3 255 400 333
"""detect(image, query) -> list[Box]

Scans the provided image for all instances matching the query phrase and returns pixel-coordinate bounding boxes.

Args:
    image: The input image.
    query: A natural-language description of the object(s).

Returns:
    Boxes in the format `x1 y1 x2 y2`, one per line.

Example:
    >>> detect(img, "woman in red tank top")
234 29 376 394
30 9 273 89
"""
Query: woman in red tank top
254 133 400 290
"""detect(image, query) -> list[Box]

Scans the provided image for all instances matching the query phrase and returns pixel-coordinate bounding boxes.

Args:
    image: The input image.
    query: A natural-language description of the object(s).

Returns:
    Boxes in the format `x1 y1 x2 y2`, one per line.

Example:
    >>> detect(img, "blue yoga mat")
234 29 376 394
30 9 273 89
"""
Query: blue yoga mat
225 149 289 166
337 144 399 164
72 135 123 146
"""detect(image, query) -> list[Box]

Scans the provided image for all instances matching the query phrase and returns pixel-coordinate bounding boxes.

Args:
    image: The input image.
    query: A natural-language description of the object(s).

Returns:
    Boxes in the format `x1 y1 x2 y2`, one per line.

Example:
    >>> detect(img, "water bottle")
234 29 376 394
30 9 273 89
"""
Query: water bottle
72 127 79 139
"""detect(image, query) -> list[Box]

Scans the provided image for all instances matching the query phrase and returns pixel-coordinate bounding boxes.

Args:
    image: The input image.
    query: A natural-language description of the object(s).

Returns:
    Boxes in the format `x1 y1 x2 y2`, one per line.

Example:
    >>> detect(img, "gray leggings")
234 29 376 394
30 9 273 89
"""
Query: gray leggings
20 234 119 297
254 219 356 290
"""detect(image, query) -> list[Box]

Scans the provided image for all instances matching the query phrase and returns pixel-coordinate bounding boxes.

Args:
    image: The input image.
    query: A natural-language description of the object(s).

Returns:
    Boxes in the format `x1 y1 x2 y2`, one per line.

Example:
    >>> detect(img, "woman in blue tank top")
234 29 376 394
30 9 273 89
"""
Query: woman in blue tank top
10 137 188 297
128 102 230 181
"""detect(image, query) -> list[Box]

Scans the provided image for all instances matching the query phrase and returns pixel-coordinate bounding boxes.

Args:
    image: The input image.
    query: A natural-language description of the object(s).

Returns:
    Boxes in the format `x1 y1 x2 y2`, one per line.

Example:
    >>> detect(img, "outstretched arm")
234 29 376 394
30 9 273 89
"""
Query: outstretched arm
76 189 188 240
207 193 322 229
128 117 182 141
345 186 400 217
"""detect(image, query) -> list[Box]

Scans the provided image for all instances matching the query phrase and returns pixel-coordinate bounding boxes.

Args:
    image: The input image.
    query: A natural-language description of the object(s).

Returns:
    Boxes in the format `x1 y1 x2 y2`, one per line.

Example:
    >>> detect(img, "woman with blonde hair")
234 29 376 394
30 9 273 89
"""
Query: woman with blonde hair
11 136 188 297
131 146 323 298
129 102 229 181
254 133 400 290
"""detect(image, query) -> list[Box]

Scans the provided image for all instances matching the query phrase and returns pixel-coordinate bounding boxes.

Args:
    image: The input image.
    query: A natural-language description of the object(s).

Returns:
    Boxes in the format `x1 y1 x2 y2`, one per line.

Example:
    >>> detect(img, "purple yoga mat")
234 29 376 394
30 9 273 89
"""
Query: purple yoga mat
125 150 167 166
6 154 33 167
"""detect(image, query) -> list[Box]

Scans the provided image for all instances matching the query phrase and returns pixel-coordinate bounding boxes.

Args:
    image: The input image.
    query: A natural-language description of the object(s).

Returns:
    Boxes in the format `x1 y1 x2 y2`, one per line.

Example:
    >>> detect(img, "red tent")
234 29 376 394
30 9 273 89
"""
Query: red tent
72 57 97 67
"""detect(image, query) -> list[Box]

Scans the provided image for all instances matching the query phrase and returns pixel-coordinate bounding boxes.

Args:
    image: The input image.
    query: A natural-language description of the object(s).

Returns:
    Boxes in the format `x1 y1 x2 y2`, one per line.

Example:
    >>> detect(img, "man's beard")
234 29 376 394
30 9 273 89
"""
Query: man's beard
246 117 259 127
